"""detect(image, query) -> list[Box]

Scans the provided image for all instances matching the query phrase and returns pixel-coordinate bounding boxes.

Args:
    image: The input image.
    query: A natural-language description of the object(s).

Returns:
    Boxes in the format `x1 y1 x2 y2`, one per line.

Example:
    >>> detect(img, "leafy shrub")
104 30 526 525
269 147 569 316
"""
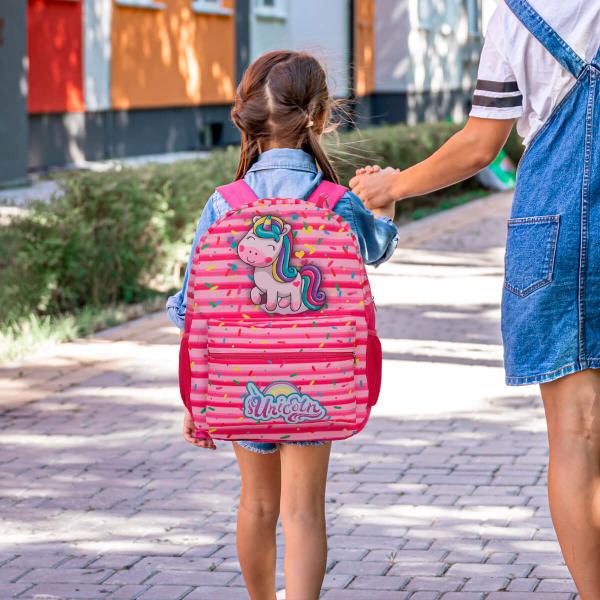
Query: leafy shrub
0 122 524 329
331 122 524 221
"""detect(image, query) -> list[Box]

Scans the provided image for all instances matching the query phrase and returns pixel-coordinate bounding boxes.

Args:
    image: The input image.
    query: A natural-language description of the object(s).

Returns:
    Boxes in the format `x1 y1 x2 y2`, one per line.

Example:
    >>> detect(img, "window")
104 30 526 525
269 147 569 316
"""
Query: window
254 0 286 20
467 0 481 36
417 0 433 30
415 0 462 33
192 0 233 16
115 0 165 10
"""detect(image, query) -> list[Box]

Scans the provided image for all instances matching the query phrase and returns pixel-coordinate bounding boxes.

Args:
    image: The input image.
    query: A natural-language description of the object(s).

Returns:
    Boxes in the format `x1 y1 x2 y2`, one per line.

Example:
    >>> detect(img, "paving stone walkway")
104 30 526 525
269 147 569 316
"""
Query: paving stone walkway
1 192 578 599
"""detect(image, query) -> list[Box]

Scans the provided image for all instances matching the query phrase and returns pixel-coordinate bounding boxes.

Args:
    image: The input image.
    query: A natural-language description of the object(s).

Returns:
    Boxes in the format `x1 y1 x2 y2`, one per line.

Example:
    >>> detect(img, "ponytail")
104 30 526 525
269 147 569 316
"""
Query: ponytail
231 51 341 183
304 127 339 184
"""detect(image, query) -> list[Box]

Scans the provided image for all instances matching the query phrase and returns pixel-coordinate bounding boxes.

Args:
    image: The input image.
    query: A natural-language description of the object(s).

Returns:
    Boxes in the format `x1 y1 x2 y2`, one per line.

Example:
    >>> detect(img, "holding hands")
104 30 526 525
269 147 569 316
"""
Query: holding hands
350 165 402 218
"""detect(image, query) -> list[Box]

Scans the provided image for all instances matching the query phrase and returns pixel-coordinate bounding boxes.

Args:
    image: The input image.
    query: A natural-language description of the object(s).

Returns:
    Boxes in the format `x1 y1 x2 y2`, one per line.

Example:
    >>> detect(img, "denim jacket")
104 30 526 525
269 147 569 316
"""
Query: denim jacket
166 148 399 329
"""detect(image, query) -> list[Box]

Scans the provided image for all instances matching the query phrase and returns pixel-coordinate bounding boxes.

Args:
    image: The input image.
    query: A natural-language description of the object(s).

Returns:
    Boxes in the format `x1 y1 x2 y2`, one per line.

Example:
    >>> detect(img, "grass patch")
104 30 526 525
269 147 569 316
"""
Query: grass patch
0 296 166 364
405 189 492 223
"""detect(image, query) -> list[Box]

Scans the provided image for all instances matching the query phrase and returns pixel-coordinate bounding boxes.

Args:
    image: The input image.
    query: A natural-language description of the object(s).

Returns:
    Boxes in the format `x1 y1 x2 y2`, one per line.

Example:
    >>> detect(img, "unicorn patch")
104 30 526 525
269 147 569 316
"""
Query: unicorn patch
237 215 326 314
243 381 327 424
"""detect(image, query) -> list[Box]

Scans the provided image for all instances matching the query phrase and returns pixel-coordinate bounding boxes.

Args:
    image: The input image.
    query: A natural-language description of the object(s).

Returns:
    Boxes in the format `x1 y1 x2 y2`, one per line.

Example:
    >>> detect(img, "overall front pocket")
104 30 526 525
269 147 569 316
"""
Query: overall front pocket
504 215 560 298
205 317 357 437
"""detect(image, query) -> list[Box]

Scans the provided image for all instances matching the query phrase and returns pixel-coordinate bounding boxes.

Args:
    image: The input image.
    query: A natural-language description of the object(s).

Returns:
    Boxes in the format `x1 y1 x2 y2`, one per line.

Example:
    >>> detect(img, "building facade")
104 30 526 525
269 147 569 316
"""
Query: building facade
362 0 497 124
0 0 494 184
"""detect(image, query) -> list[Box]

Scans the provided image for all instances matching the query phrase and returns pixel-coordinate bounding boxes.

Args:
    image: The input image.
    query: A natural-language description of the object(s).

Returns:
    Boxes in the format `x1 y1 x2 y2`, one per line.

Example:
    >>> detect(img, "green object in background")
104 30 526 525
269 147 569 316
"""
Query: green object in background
475 149 517 191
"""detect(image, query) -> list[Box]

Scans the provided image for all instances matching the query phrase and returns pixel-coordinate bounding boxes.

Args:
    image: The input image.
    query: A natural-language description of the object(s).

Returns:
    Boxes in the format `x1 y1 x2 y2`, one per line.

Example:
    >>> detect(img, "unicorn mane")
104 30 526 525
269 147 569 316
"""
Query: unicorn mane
253 215 298 283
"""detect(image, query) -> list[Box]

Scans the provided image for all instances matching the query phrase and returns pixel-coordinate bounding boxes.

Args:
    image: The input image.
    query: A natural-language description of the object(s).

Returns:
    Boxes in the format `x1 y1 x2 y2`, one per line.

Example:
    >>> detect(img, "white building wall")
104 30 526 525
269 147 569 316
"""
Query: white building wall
84 0 112 111
375 0 470 94
250 0 350 97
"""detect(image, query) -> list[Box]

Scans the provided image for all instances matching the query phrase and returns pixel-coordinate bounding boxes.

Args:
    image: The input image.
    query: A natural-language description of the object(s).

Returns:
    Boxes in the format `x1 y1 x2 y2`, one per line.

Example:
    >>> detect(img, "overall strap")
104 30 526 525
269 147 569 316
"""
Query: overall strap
504 0 586 79
306 180 348 211
216 180 259 209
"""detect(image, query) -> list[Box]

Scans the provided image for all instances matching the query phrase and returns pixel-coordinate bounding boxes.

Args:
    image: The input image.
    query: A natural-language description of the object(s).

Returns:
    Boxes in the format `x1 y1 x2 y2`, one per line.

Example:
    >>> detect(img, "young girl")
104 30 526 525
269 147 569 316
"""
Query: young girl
167 50 398 600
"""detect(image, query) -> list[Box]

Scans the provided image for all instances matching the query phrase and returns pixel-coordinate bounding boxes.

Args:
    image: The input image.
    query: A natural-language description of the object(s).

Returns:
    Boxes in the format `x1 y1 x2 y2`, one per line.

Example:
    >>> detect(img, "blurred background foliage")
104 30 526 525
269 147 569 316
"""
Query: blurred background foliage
0 122 523 361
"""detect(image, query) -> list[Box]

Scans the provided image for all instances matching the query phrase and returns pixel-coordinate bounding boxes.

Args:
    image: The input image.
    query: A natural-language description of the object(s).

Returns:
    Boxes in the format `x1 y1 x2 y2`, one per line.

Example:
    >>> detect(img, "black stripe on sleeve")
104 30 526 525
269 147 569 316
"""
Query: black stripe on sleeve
476 79 520 93
472 94 523 108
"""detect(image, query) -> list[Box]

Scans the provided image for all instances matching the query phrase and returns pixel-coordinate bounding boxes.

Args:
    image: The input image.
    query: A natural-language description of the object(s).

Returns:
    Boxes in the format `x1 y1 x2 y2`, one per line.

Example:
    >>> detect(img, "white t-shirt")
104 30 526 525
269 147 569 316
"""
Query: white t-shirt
470 0 600 145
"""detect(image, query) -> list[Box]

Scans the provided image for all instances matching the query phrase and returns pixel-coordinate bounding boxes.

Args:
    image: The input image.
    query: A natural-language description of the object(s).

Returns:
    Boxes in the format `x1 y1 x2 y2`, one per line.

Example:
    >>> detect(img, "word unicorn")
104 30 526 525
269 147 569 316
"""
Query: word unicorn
243 381 328 424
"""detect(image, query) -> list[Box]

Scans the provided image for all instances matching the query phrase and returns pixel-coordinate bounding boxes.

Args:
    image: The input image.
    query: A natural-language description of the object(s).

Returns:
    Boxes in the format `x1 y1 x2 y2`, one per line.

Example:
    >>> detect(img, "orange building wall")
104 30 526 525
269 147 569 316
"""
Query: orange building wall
28 0 85 113
355 0 375 97
111 0 236 110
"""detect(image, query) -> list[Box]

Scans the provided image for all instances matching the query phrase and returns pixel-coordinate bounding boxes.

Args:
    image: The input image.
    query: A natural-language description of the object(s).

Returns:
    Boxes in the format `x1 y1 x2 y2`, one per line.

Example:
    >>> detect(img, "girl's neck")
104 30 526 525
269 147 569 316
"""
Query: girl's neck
260 140 289 152
259 138 321 153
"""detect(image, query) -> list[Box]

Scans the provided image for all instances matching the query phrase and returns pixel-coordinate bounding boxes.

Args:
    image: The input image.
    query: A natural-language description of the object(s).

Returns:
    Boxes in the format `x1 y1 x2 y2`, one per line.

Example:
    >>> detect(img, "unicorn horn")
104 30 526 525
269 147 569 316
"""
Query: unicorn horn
265 215 272 230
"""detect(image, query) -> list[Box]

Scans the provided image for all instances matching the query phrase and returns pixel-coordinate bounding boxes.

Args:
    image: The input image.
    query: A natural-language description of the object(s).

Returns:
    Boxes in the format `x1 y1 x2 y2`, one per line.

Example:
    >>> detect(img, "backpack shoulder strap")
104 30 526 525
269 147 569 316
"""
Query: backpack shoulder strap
216 179 259 209
306 181 348 211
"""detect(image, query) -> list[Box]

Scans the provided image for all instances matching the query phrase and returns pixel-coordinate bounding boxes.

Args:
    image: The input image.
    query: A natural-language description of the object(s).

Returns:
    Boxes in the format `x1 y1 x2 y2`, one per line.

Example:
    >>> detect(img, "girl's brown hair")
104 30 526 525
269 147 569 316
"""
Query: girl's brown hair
231 50 339 183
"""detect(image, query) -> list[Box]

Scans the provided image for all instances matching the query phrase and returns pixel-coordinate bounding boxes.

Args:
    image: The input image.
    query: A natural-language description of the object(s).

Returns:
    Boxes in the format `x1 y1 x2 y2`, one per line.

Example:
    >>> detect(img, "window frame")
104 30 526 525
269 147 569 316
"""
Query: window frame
115 0 165 10
254 0 287 21
192 0 233 16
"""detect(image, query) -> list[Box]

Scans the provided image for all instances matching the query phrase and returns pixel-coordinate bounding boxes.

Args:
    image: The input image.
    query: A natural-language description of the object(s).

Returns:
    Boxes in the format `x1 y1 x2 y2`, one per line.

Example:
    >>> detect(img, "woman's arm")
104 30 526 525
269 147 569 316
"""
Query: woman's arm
349 117 516 209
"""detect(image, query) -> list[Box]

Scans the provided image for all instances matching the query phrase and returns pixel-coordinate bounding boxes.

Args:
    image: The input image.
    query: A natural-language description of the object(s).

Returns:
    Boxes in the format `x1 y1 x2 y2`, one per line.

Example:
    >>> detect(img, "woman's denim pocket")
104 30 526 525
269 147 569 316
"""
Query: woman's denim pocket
504 215 560 298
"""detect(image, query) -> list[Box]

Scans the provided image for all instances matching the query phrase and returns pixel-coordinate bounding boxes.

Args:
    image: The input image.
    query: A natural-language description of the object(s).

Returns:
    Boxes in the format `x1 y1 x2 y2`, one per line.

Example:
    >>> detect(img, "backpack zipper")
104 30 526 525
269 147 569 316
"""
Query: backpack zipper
208 351 355 364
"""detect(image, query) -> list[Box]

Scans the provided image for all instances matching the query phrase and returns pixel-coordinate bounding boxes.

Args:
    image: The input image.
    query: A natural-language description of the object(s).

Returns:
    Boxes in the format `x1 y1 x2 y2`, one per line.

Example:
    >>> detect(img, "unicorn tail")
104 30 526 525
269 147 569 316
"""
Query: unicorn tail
300 265 326 311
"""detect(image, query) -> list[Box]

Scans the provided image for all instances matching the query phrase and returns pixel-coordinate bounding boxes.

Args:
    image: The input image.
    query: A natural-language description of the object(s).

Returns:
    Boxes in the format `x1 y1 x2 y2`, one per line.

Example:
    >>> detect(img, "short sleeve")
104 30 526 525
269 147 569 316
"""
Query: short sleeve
470 10 523 120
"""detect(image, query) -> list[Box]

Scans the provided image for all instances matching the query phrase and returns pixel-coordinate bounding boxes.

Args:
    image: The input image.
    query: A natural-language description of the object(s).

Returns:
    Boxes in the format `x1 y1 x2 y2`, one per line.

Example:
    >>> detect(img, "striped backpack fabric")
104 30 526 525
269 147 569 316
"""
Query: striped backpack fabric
179 180 382 442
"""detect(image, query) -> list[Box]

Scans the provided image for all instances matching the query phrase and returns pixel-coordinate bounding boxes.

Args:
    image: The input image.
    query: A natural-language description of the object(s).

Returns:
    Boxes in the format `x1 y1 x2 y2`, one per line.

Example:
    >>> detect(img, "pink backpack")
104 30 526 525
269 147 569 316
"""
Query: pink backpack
179 180 382 442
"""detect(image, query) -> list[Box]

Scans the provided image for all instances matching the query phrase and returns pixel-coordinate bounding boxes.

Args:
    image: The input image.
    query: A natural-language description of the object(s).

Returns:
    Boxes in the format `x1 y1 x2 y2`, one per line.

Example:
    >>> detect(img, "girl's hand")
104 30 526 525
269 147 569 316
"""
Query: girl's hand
355 165 382 176
371 203 396 220
350 166 403 210
183 410 216 450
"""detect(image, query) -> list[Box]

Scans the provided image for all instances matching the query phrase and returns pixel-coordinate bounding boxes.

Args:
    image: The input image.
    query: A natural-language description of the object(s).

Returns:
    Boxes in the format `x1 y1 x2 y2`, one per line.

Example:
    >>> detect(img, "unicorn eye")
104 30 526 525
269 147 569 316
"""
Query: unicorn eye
247 235 256 241
267 244 276 251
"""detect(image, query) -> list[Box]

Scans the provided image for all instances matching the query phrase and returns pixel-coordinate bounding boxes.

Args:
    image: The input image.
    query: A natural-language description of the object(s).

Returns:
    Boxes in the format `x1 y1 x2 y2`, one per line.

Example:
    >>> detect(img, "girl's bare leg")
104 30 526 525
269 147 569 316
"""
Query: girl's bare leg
233 443 281 600
541 369 600 600
279 443 331 600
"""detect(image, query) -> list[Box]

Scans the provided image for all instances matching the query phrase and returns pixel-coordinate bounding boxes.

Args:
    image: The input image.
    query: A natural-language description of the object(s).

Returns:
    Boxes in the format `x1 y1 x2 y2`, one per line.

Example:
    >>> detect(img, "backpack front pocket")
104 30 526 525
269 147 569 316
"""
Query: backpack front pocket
205 318 357 439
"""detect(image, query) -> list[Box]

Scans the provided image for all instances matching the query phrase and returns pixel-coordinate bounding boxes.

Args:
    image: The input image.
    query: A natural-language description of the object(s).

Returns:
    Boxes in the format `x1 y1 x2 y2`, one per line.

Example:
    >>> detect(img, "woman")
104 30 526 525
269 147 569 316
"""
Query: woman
350 1 600 597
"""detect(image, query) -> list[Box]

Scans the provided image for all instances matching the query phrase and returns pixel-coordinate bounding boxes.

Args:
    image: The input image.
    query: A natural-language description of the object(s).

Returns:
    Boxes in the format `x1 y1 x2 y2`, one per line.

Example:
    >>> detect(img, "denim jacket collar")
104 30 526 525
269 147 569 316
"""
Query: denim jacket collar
247 148 318 174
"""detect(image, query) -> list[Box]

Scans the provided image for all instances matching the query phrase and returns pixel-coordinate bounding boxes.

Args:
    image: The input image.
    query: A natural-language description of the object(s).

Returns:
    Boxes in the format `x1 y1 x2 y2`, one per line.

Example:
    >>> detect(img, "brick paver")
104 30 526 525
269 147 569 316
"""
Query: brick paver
1 192 578 599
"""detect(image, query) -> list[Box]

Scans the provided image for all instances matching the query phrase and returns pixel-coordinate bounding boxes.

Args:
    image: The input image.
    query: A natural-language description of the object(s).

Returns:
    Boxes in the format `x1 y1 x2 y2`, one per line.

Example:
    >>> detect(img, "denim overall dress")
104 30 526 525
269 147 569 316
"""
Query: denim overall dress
502 0 600 385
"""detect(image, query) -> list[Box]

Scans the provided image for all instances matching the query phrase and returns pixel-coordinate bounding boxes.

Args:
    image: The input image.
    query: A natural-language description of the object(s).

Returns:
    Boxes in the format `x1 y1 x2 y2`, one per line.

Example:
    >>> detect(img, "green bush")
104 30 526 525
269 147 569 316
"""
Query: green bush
0 122 524 331
0 147 238 325
331 122 524 221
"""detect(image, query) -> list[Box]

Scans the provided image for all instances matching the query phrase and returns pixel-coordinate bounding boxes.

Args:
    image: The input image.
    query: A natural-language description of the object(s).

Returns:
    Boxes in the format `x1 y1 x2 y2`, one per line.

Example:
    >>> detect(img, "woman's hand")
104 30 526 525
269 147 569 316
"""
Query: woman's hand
350 167 403 210
183 410 216 450
355 165 382 176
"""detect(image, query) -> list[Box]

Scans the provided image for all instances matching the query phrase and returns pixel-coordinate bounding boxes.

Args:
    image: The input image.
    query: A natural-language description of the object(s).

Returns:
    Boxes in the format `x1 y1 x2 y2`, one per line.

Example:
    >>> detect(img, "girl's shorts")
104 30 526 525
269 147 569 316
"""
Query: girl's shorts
236 440 327 454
